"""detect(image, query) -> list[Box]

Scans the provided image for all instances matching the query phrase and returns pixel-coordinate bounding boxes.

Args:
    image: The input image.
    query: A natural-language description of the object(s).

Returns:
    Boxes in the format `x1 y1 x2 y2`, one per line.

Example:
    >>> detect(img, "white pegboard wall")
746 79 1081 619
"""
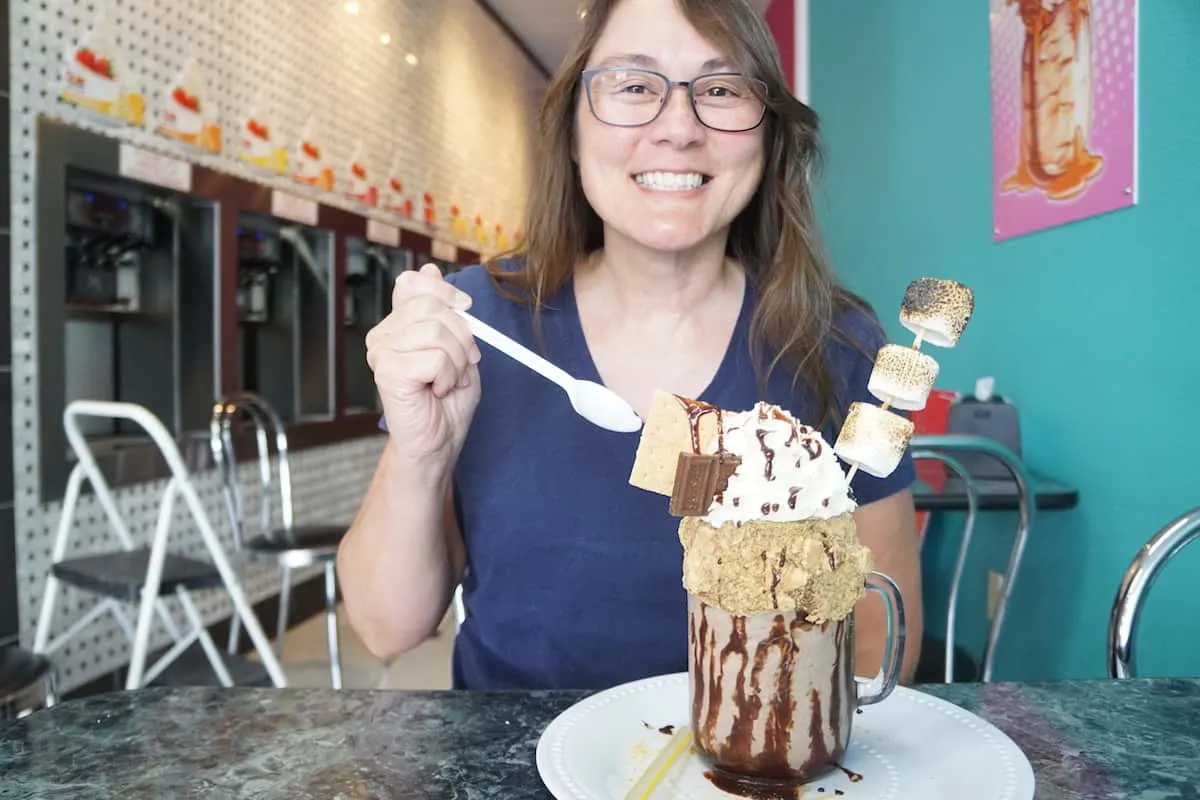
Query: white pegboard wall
10 0 543 689
8 0 543 238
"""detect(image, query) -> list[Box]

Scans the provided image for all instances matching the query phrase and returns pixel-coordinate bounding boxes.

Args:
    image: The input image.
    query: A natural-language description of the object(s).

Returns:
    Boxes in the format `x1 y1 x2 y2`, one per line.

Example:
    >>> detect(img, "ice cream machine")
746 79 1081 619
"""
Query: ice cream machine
342 237 412 412
60 171 218 449
235 213 335 424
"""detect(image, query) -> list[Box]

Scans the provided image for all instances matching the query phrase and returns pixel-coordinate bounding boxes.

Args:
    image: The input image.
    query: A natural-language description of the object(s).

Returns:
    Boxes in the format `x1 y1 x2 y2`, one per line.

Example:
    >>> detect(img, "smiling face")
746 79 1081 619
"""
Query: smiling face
575 0 766 257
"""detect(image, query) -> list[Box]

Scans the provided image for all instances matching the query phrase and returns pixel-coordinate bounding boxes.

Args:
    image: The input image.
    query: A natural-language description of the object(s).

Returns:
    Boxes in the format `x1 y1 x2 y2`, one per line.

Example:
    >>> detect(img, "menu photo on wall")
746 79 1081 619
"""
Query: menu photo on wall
990 0 1138 241
59 9 146 127
237 100 288 175
156 58 222 153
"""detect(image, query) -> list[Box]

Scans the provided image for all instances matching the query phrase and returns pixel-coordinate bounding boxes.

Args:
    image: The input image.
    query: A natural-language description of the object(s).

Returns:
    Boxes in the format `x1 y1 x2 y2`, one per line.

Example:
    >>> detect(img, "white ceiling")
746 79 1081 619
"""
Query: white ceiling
479 0 774 78
479 0 586 76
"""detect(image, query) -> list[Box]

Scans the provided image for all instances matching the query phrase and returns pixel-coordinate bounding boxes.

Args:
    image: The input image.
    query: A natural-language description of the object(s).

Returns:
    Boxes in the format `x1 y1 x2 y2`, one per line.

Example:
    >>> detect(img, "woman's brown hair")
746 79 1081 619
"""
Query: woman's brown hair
484 0 877 429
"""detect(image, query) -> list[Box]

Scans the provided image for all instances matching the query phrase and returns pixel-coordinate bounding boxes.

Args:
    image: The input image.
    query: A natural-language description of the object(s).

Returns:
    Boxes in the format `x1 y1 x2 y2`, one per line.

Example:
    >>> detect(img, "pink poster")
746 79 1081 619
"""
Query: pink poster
990 0 1138 242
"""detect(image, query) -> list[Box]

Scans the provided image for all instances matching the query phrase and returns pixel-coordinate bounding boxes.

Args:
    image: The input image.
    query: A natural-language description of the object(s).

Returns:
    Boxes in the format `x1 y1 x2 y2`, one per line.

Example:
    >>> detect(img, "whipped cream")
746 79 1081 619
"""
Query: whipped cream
702 401 856 526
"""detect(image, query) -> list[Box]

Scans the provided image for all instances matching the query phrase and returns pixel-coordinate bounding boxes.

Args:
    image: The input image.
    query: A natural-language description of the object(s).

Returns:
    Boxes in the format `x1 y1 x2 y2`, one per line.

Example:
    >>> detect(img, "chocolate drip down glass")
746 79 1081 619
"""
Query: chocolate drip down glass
687 571 906 787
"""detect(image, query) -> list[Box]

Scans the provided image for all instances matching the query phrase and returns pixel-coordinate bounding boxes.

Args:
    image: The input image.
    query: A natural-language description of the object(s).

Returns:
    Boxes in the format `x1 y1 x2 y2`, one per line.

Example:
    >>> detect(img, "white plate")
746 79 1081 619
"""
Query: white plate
536 672 1035 799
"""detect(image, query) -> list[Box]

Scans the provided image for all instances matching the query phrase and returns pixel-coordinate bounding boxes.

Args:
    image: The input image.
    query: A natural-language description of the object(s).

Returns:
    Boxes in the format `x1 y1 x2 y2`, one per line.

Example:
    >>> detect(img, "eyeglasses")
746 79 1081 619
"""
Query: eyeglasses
581 67 768 133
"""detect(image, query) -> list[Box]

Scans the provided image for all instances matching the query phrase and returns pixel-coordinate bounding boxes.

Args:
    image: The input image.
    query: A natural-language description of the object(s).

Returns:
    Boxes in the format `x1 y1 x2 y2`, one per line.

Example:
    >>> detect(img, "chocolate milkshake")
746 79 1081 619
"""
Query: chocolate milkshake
627 278 973 790
687 593 856 784
629 394 906 790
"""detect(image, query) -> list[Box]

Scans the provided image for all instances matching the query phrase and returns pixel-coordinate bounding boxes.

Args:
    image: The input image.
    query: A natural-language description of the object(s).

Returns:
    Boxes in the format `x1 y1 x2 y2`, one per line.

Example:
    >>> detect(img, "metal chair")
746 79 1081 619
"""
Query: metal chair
909 434 1037 682
210 393 348 689
1108 507 1200 679
909 450 980 683
452 585 467 631
33 401 288 691
1 647 58 721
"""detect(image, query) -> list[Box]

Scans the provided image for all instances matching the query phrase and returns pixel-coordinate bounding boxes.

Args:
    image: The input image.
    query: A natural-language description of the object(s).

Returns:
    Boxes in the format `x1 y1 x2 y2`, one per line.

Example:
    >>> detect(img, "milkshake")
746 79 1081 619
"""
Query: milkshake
630 394 905 787
626 277 974 789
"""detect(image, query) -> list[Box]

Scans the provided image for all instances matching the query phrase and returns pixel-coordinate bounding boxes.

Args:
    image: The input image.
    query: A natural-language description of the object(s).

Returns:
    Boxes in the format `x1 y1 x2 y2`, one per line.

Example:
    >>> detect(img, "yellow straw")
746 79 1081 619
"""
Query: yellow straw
623 725 694 800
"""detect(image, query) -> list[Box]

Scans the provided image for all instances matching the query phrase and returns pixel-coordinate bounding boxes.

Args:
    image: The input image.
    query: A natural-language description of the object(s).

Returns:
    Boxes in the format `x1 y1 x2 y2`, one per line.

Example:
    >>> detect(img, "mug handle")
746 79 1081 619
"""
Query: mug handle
855 570 907 707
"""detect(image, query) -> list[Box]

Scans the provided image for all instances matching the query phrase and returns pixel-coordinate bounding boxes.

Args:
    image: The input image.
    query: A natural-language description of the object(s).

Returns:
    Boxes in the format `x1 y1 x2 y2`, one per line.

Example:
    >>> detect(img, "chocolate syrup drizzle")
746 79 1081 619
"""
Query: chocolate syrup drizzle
822 542 837 571
756 429 776 482
764 550 787 608
691 602 856 797
677 399 838 516
677 396 741 506
677 396 726 455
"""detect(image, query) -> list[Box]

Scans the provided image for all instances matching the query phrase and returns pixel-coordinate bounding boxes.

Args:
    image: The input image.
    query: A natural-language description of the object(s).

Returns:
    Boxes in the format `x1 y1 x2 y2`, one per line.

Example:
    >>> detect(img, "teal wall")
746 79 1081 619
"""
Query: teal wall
810 2 1200 681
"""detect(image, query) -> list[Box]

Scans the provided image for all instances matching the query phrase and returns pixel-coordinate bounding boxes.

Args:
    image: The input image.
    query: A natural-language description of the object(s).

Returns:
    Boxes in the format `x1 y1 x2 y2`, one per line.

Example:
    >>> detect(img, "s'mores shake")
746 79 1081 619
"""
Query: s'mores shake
630 394 877 783
627 276 974 787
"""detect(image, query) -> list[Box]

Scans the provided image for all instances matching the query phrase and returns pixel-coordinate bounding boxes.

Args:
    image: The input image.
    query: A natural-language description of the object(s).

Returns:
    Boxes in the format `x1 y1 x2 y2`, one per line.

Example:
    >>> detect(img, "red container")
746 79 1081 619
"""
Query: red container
910 389 958 540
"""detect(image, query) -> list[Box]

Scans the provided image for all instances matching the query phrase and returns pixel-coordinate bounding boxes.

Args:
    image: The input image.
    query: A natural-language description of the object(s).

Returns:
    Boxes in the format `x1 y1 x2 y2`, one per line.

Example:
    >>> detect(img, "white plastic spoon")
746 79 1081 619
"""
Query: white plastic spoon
454 308 643 433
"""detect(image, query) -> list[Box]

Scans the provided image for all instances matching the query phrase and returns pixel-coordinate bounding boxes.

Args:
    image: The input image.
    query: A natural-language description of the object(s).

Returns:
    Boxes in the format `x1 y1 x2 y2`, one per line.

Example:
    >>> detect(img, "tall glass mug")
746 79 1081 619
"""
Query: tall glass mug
687 572 906 787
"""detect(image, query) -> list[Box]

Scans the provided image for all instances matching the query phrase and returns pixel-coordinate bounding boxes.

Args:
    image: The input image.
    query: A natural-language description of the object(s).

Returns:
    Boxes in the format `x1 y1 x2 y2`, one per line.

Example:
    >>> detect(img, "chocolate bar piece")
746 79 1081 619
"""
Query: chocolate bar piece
669 452 741 517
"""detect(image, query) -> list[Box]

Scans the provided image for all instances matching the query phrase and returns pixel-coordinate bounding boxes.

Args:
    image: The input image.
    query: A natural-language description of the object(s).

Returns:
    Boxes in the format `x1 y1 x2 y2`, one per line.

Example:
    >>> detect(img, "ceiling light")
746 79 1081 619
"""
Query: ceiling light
405 53 418 66
345 1 360 14
380 33 391 45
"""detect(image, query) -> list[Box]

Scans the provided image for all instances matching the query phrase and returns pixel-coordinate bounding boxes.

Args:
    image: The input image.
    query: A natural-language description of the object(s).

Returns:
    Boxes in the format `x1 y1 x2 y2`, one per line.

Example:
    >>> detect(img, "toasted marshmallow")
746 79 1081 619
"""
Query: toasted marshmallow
834 402 914 479
899 278 975 348
868 344 941 411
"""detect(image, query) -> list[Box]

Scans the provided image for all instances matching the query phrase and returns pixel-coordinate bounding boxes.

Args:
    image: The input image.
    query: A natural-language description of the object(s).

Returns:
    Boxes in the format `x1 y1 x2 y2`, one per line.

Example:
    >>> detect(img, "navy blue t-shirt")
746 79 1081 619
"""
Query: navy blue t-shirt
382 264 915 691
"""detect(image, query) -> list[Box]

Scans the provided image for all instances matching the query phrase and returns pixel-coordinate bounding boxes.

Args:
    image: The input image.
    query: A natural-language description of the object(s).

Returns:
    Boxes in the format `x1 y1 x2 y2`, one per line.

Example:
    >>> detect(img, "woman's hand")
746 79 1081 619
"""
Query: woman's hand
366 264 482 481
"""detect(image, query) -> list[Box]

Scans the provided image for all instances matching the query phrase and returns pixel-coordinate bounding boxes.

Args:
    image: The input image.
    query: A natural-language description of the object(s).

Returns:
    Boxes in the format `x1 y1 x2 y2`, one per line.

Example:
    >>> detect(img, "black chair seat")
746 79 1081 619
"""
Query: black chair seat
246 524 346 557
0 647 54 697
52 547 226 602
147 641 274 688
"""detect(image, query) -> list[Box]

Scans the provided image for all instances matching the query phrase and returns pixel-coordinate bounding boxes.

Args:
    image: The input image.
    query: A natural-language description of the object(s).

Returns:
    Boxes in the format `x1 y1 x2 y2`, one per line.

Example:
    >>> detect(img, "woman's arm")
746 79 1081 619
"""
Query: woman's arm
337 446 467 659
851 488 924 685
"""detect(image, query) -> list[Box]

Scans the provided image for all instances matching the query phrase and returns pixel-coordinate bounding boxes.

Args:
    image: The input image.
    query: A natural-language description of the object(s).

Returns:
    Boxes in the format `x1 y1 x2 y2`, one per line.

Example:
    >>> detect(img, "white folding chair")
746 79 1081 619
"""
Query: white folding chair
32 400 287 690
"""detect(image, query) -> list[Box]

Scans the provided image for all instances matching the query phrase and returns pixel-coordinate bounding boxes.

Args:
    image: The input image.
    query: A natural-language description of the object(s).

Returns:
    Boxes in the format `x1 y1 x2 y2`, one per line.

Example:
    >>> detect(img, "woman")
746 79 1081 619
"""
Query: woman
337 0 923 691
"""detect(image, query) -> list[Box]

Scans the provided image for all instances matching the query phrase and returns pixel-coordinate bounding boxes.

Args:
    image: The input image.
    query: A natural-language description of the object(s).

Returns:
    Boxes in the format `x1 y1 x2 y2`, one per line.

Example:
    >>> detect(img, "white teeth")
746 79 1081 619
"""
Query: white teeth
634 171 706 191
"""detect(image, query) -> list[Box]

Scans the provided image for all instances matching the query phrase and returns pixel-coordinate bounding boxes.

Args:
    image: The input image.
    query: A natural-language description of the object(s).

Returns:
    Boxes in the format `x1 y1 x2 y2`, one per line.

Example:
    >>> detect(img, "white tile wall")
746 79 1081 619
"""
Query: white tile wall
9 0 546 691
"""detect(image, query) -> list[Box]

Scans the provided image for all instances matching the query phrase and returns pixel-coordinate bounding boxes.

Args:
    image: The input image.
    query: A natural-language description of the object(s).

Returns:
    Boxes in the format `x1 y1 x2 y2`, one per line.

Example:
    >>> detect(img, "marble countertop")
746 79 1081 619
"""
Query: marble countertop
0 677 1197 799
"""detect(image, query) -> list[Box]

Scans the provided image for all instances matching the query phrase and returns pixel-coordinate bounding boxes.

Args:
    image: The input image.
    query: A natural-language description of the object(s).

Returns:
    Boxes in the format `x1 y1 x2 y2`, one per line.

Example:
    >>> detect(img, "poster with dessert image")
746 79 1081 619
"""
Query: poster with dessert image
237 102 287 174
381 154 414 219
291 115 334 191
990 0 1138 241
344 141 379 206
59 10 145 127
156 58 221 153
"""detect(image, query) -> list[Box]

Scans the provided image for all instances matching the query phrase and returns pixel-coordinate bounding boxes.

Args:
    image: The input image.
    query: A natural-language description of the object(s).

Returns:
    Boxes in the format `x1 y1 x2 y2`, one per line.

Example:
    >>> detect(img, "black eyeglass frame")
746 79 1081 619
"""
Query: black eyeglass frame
580 66 770 133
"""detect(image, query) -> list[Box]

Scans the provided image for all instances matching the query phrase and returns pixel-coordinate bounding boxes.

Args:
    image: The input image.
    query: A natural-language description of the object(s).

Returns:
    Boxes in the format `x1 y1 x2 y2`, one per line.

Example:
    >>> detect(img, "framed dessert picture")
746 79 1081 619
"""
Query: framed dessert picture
990 0 1139 241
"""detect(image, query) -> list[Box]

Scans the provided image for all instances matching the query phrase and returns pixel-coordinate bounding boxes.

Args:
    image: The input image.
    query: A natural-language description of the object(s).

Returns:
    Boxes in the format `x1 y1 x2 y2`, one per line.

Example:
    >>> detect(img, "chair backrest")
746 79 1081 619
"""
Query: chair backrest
908 449 980 683
209 393 295 549
1108 507 1200 679
908 433 1036 684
